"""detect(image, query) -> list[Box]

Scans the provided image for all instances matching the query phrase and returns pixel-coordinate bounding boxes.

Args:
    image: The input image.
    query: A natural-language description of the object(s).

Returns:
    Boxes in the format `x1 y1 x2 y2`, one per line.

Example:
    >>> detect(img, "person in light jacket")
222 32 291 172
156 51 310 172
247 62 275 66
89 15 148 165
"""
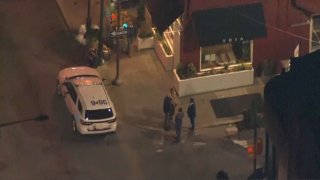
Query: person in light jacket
169 87 179 115
174 107 184 143
163 94 174 131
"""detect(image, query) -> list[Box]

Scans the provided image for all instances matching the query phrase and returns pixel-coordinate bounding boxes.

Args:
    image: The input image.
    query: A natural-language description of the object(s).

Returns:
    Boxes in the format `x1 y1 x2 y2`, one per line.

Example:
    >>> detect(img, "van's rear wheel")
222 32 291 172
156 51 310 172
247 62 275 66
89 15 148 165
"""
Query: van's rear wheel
56 80 62 96
72 119 78 133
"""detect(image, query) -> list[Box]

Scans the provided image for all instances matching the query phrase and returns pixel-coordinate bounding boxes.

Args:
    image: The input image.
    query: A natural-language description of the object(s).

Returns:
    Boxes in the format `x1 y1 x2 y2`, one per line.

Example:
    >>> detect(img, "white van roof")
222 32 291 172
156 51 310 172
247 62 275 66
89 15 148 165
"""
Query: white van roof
59 66 101 80
77 83 111 110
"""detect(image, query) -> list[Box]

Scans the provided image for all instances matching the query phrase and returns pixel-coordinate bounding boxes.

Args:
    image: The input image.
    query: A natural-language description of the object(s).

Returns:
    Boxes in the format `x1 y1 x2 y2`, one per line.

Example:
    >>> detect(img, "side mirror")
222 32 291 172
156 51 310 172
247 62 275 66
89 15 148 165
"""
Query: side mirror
62 91 69 97
102 78 108 85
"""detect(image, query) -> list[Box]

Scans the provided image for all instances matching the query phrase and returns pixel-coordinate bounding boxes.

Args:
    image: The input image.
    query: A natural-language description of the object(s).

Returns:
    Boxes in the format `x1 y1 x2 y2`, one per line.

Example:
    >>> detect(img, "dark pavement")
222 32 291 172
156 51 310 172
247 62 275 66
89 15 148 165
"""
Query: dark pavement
0 0 266 179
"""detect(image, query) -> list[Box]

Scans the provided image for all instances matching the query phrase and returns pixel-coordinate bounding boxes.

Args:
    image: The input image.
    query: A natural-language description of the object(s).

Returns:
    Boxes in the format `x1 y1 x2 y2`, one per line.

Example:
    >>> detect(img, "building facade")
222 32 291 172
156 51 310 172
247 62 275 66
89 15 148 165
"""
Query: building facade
181 0 314 72
264 49 320 179
146 0 320 96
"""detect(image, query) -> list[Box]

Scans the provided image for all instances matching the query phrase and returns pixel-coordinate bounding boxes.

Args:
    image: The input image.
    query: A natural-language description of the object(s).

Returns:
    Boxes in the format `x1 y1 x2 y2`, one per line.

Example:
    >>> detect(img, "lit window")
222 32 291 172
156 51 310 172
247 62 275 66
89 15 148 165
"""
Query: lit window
200 40 251 71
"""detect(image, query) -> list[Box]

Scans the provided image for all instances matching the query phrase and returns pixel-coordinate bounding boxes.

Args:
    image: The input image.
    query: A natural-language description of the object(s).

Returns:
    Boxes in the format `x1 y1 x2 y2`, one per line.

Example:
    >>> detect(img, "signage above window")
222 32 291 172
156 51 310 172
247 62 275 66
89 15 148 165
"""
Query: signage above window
222 37 245 43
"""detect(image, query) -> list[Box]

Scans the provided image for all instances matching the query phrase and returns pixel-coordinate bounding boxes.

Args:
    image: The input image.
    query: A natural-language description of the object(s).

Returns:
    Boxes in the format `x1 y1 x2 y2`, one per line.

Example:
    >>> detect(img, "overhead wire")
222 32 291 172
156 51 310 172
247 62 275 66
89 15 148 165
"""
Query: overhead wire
224 5 319 44
160 3 320 45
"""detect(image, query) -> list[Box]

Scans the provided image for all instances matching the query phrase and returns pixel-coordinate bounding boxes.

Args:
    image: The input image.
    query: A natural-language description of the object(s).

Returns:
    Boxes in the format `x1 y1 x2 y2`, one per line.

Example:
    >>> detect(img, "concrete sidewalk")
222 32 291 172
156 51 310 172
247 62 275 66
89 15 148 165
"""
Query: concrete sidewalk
94 46 265 132
55 0 266 132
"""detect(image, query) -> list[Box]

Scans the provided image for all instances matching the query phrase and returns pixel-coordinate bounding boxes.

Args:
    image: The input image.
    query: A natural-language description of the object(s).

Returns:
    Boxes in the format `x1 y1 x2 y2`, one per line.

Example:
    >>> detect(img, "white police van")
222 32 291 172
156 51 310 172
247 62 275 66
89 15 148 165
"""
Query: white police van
56 66 117 135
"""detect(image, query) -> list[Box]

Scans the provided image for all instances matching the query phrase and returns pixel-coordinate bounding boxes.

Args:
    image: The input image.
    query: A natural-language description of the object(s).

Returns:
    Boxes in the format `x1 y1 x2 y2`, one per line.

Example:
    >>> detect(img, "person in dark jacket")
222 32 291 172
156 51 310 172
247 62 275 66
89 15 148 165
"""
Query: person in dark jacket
163 95 173 131
216 170 229 180
187 98 196 131
174 107 184 143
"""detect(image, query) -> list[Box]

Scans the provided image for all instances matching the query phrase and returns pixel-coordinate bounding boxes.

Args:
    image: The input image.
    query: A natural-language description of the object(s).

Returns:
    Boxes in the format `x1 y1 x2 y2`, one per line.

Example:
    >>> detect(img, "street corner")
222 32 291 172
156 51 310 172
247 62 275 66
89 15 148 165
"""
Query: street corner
128 118 213 147
159 127 207 146
183 128 200 139
139 126 163 140
137 127 181 147
159 128 179 145
149 127 189 146
184 130 208 147
231 139 249 149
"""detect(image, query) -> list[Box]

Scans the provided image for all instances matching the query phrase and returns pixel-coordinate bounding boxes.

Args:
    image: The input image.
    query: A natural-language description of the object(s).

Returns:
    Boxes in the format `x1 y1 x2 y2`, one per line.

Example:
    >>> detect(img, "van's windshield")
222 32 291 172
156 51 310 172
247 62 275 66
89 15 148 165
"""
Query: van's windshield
85 108 114 120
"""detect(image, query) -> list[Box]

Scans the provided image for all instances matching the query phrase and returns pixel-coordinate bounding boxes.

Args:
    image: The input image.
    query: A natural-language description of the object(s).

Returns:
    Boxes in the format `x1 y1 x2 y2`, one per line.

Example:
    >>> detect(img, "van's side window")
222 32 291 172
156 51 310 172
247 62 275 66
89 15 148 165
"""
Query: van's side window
65 83 77 103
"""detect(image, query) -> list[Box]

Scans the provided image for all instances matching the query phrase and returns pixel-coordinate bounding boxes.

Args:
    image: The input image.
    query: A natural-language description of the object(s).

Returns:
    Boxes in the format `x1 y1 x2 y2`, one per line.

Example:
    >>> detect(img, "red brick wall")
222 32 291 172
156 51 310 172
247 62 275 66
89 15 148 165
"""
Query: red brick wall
181 0 311 74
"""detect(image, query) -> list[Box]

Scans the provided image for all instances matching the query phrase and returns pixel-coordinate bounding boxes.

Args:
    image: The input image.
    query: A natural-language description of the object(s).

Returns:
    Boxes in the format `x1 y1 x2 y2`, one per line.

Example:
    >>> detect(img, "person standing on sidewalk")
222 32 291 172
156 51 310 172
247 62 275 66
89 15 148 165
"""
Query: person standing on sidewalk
174 107 184 143
187 97 196 131
163 94 173 131
169 87 179 116
126 22 134 57
216 170 229 180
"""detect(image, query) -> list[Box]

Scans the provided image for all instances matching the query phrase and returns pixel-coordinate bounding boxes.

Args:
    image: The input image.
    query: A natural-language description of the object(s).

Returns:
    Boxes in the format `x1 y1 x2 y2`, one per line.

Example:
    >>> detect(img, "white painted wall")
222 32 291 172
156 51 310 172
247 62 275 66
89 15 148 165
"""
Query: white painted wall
173 69 254 97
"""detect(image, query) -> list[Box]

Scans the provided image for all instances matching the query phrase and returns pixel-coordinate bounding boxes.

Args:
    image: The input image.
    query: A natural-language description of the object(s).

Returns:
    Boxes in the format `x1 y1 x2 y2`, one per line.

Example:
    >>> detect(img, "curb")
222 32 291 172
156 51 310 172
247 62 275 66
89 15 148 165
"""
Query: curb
137 117 243 133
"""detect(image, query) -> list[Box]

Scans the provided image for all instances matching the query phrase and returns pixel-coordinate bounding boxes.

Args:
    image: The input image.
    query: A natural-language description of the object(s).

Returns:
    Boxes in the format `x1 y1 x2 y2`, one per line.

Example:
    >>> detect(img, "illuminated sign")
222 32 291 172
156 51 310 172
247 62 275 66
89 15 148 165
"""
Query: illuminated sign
222 37 244 43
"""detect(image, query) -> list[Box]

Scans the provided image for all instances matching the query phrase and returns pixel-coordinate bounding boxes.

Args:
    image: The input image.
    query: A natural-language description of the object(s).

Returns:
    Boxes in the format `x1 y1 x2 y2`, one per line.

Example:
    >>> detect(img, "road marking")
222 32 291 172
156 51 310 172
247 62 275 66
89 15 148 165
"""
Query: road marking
137 125 162 132
156 149 163 153
193 142 207 146
232 140 248 148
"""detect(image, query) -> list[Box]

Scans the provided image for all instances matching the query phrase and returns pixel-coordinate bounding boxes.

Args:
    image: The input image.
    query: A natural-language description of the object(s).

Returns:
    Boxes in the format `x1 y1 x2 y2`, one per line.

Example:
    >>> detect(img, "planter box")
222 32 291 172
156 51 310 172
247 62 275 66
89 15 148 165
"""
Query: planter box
154 40 173 71
173 69 254 97
137 36 154 50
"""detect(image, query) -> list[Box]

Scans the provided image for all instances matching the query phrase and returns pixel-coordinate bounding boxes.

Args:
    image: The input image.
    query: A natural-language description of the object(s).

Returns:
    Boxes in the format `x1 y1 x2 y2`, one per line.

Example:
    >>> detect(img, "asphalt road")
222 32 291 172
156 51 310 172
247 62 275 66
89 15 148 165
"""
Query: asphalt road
0 0 261 179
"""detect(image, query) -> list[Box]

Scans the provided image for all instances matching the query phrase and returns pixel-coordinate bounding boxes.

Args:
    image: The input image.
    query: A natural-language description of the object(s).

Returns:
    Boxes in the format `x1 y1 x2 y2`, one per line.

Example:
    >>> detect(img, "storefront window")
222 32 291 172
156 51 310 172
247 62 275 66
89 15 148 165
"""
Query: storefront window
200 40 251 71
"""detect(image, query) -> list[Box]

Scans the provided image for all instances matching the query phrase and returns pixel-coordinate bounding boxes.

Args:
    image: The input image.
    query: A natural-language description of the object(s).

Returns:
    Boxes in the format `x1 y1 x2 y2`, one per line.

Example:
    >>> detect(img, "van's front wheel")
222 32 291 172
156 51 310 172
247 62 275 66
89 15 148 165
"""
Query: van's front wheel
72 119 78 134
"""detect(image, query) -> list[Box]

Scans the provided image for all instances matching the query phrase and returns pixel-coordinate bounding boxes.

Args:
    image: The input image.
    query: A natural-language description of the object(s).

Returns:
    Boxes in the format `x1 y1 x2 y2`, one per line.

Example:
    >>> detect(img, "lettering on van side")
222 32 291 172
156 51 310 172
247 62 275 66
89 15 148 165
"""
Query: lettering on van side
91 100 108 105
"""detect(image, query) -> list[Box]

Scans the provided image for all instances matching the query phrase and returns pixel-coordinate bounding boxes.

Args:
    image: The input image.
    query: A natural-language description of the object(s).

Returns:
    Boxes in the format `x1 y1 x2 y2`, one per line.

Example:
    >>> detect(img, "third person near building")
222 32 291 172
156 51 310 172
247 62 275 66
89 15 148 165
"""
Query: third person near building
174 107 184 143
187 98 196 131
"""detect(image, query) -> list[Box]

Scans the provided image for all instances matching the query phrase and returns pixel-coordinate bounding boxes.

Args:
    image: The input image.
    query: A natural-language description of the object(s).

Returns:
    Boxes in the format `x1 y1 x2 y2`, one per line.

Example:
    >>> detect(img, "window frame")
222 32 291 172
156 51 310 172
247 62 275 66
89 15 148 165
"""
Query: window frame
199 40 253 72
65 82 78 104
